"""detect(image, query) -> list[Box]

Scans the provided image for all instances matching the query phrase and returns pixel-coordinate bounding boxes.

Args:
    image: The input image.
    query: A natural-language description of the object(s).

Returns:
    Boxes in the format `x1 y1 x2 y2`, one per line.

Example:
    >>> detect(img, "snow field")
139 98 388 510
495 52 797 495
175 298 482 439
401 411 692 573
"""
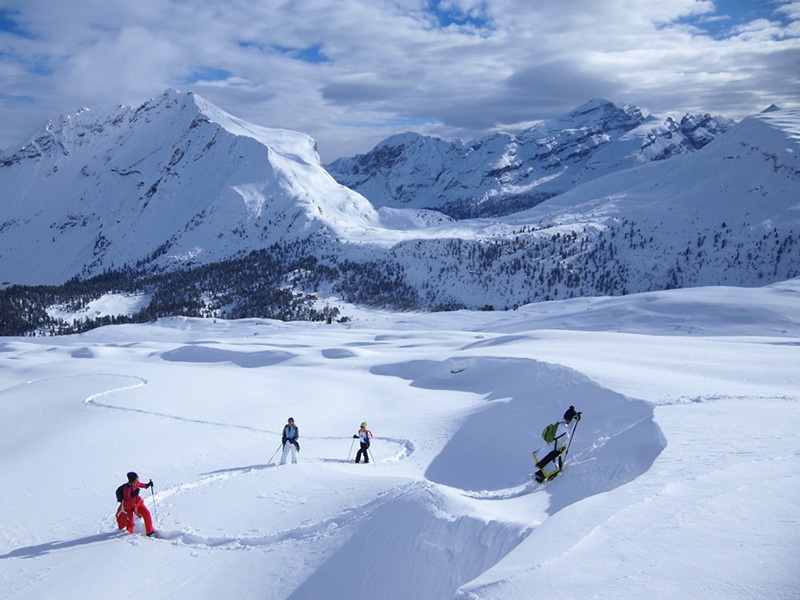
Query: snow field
1 281 799 599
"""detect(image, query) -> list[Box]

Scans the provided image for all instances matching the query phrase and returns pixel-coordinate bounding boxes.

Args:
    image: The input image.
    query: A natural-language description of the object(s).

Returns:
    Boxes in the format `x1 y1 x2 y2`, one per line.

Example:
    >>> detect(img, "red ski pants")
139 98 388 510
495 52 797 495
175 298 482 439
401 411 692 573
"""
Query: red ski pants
123 502 154 535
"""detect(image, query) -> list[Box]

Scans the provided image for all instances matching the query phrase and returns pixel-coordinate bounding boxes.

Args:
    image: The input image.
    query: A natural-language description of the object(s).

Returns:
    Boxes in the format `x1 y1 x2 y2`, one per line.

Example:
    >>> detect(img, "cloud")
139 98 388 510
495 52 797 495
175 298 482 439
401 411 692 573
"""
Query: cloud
322 76 410 104
0 0 798 161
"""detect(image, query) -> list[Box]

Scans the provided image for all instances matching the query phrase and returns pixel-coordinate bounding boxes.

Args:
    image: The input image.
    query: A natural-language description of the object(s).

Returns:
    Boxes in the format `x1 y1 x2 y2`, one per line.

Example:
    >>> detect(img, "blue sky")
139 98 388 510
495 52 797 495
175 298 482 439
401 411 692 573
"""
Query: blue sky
0 0 798 161
678 0 796 37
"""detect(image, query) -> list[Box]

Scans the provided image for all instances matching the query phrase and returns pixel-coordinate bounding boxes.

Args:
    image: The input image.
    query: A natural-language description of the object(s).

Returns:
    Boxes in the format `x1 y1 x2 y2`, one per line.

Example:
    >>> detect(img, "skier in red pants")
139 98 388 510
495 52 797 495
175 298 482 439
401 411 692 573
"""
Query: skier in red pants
117 471 155 536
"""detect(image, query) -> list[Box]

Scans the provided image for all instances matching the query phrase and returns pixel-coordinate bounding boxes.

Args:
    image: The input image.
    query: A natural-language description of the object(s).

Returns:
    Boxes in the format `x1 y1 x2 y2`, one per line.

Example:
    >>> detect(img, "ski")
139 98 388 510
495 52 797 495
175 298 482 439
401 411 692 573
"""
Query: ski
532 466 563 484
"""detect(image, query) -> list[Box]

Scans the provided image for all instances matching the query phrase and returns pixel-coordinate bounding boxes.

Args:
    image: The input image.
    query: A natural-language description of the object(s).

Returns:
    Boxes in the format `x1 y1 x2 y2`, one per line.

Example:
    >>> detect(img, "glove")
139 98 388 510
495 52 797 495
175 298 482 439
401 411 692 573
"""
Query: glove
146 479 153 489
282 437 286 445
353 434 358 438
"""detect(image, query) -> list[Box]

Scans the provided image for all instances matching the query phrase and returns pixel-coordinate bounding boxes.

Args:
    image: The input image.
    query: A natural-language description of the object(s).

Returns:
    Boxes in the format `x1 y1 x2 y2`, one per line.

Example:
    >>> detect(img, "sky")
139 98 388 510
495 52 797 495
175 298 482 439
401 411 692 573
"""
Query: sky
1 0 799 162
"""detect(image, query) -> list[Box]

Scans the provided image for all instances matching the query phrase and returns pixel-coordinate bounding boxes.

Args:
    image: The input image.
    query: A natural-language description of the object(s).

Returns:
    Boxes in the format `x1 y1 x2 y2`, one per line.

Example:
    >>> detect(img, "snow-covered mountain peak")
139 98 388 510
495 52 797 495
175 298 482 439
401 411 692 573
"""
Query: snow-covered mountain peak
554 97 644 132
0 90 380 285
3 89 321 168
747 107 800 145
2 89 324 171
187 91 322 165
352 132 444 173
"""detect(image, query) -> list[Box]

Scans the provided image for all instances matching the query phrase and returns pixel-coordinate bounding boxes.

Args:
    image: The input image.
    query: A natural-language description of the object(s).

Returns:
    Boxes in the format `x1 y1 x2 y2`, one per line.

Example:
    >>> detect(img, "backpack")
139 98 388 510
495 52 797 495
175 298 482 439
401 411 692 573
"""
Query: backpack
541 422 559 444
115 483 139 503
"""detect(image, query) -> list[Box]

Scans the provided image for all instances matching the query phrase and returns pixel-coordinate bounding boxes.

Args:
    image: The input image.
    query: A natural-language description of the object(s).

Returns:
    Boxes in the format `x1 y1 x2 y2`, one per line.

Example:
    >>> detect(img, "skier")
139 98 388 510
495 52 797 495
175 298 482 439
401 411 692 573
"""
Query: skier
353 422 373 463
280 417 300 464
534 406 581 483
117 471 155 536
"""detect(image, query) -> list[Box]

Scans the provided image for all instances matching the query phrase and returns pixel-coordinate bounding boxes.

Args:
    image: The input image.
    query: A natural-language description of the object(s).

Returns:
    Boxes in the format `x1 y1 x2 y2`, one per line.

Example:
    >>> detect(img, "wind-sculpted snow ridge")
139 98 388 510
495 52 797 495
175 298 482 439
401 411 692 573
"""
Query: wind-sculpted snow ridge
160 344 296 368
373 356 665 515
83 371 522 599
126 472 408 549
287 483 530 600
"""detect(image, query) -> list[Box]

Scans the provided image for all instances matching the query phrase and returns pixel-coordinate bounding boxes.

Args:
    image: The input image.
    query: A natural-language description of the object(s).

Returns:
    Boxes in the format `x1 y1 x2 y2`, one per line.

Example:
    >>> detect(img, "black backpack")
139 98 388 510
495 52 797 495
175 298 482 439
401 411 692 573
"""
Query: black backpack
115 483 139 502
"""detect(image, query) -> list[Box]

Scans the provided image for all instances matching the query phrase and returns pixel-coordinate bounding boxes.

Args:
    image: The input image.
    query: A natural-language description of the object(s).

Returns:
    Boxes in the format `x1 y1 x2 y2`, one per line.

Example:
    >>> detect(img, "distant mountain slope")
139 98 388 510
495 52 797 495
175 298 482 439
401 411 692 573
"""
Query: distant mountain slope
313 107 798 312
326 99 733 218
0 89 381 286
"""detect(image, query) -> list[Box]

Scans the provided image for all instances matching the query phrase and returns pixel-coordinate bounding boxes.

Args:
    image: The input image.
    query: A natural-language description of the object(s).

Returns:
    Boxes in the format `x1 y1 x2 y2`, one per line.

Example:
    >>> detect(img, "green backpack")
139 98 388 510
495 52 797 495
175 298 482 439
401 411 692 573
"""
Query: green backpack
541 422 559 444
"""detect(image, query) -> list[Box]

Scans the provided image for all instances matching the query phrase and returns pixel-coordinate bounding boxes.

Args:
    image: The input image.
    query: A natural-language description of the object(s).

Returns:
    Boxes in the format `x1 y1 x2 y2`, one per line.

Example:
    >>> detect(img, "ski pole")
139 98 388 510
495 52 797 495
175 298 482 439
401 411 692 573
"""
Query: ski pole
150 483 158 519
268 442 283 464
368 447 376 464
565 414 581 456
347 438 356 460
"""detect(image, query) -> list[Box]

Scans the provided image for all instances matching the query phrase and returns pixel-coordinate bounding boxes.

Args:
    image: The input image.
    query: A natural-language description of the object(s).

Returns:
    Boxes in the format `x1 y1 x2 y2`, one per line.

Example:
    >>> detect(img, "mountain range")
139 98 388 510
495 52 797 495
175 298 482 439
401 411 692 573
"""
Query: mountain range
1 90 799 333
326 98 734 218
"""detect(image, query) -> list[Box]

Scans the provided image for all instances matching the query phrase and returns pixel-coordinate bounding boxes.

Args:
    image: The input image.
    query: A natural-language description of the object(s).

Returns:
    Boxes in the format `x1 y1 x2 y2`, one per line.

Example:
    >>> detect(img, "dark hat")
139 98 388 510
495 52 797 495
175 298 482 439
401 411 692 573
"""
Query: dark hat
127 471 138 482
288 417 294 423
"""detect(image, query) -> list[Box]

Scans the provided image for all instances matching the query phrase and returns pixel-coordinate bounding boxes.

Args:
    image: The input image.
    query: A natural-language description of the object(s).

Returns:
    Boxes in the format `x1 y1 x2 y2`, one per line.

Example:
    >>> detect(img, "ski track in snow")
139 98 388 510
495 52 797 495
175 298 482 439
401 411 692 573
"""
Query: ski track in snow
137 483 417 550
80 371 413 456
2 371 419 554
66 371 417 550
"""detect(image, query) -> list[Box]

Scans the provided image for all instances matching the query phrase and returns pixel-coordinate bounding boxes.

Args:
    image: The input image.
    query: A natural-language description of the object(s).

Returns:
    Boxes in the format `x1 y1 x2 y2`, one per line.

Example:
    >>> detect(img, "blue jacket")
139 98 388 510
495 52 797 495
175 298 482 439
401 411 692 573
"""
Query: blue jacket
282 424 299 443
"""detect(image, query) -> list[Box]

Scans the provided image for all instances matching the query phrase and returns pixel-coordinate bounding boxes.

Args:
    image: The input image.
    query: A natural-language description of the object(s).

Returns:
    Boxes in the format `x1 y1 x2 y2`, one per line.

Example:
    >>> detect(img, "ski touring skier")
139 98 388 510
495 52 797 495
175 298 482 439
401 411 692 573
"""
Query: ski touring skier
533 405 582 483
353 422 373 463
115 471 156 536
280 417 300 464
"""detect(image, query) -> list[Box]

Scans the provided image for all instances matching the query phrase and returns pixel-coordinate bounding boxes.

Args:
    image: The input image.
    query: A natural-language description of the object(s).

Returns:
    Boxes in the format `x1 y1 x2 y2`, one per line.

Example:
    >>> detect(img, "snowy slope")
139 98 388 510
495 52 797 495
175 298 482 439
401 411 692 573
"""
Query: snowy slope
1 280 798 599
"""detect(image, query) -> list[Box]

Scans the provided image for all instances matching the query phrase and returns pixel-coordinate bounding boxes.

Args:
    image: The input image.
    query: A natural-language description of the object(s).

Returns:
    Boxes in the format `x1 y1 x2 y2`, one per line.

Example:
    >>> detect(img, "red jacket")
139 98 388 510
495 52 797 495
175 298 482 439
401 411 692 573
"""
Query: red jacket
121 482 147 510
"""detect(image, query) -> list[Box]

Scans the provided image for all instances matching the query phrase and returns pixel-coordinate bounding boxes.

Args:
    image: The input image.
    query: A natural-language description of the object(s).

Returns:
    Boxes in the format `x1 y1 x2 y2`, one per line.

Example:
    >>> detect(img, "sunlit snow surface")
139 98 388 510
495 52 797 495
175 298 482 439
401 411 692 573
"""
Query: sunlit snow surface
1 281 799 599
